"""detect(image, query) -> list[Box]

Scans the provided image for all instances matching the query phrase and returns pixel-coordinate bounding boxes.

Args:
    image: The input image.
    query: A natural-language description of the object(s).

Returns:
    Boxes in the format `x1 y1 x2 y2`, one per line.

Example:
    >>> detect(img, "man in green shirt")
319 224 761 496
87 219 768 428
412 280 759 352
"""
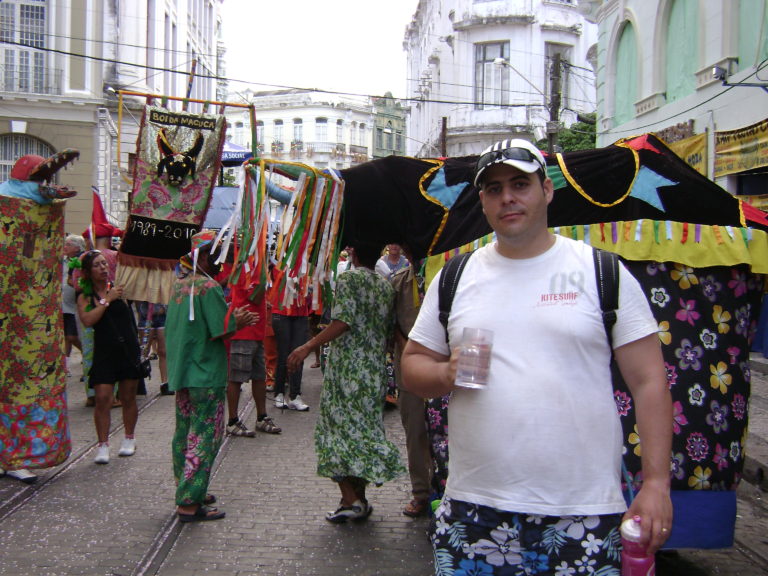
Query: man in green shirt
166 230 256 522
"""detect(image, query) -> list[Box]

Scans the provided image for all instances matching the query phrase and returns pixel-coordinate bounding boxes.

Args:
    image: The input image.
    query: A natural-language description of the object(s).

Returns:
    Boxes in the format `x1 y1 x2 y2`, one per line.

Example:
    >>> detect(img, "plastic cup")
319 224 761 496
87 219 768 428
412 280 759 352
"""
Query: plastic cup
454 327 493 389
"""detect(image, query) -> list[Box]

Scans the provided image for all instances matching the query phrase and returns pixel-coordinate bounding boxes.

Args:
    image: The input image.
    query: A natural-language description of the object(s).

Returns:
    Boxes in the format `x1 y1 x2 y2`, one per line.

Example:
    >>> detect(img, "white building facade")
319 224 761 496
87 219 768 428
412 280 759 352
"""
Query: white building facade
225 89 375 171
0 0 224 234
404 0 598 157
589 0 768 195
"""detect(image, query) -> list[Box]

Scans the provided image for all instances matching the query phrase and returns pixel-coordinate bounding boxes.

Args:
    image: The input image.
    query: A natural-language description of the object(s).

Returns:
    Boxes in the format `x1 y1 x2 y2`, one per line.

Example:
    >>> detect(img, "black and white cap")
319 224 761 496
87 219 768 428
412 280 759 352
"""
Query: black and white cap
474 139 547 186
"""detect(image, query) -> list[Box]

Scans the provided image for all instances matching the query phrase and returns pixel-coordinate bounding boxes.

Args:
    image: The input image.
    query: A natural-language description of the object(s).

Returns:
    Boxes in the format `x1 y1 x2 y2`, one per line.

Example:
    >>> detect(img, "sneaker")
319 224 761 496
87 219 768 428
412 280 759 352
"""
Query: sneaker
6 468 38 484
287 395 309 411
265 382 275 392
274 393 286 409
118 438 136 457
94 444 110 464
227 419 255 437
253 416 281 434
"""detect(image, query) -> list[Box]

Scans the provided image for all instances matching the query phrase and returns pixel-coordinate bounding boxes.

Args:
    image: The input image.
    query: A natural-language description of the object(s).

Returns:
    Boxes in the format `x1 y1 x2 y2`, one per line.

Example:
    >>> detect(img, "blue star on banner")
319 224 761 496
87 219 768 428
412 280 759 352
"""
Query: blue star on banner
425 167 468 210
628 166 677 212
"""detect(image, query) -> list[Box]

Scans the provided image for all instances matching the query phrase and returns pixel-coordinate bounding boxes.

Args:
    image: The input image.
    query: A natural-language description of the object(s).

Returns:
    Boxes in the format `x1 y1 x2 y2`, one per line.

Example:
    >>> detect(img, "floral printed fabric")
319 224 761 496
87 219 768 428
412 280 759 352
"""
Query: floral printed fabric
618 261 762 494
314 268 405 484
427 395 450 499
172 387 225 506
432 497 622 576
0 196 71 469
130 106 225 225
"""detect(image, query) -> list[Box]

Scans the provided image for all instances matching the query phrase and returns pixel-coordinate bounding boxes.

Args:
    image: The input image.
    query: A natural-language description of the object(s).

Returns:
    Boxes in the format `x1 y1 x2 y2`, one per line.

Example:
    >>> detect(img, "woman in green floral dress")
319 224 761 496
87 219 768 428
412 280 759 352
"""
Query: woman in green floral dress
288 242 405 523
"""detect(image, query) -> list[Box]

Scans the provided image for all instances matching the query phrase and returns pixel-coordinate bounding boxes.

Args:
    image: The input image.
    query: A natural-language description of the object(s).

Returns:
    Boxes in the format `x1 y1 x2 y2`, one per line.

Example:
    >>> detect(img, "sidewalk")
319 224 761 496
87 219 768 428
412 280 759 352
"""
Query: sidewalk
1 352 766 575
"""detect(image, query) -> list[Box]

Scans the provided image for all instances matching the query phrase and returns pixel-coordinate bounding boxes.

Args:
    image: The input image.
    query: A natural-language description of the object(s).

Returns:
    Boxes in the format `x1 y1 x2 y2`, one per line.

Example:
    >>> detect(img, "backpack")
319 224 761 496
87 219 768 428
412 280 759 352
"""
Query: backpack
437 247 620 346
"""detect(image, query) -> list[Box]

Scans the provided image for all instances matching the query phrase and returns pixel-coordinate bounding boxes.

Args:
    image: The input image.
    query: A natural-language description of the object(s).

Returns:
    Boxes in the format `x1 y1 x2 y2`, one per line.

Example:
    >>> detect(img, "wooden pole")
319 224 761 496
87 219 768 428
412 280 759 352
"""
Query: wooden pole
548 52 562 155
440 116 448 157
182 59 197 112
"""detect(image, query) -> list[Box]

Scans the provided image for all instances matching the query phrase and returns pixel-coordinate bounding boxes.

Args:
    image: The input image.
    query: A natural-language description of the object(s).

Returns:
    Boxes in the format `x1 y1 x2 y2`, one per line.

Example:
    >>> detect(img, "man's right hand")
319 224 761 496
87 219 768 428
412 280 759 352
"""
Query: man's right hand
233 307 258 329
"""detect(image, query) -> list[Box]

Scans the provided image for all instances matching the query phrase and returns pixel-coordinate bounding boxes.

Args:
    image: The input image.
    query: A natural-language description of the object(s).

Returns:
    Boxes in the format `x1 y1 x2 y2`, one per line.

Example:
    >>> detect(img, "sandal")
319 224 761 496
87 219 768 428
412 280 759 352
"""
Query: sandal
178 504 225 523
325 504 361 524
325 499 372 523
403 498 429 517
253 416 282 434
310 362 321 369
204 493 216 506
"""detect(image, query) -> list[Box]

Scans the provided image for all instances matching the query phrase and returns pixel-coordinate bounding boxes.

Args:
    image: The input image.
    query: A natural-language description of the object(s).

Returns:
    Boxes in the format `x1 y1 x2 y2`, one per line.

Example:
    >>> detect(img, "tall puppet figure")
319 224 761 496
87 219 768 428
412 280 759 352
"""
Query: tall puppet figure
0 150 79 484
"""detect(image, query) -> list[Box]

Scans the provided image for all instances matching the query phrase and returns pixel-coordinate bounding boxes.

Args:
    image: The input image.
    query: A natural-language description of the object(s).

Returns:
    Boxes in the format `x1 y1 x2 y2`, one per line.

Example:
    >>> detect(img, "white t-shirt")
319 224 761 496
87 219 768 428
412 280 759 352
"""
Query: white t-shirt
408 236 658 516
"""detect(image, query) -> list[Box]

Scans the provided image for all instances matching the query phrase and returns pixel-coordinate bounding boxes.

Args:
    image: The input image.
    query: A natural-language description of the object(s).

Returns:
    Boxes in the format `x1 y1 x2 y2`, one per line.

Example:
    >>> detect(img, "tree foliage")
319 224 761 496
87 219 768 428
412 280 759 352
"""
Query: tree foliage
536 113 597 152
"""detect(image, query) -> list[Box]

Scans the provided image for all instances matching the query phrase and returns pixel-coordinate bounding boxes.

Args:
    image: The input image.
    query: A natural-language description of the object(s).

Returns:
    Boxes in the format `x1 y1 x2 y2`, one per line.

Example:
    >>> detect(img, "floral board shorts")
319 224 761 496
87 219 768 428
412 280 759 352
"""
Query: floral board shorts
431 497 623 576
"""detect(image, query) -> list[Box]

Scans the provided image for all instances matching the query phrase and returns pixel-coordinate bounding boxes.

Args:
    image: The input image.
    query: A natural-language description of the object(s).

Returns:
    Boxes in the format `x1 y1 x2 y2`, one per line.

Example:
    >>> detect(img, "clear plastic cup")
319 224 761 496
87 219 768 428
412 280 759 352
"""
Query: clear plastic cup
454 327 493 389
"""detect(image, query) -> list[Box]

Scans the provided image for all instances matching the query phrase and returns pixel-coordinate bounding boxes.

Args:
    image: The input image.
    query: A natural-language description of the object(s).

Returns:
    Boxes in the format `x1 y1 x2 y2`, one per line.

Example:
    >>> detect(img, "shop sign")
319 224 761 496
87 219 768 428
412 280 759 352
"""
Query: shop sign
714 118 768 177
668 132 707 176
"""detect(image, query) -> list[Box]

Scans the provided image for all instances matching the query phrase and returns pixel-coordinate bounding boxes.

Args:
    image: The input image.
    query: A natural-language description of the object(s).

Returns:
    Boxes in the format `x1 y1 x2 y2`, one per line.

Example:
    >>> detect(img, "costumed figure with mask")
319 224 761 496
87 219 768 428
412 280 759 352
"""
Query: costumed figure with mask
0 150 79 484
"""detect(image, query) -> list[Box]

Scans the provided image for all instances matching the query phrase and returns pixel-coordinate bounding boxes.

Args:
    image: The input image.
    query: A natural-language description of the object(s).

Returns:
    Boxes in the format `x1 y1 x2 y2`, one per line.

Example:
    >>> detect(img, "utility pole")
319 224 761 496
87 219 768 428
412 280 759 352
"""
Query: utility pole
547 52 562 155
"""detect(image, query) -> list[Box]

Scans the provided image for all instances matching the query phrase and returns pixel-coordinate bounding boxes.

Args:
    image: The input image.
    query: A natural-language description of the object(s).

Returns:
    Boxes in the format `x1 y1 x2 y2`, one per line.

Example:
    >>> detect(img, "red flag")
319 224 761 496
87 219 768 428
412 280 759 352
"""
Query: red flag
84 187 123 239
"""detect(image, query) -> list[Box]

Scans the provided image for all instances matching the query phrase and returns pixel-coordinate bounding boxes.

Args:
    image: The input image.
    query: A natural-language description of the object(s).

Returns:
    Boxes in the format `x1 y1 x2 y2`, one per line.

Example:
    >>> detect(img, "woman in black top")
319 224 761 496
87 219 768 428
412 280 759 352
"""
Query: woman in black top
76 250 141 464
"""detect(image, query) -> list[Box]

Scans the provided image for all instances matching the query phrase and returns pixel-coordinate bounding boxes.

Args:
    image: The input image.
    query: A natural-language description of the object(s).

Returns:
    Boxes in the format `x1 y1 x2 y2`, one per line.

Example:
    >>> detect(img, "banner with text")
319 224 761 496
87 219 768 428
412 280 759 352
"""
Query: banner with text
714 117 768 177
117 105 227 303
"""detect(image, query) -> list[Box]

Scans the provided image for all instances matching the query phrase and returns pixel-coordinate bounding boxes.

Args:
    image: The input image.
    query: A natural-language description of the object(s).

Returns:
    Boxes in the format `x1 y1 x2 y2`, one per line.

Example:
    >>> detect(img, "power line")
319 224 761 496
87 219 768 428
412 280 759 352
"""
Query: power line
2 38 600 112
15 29 220 63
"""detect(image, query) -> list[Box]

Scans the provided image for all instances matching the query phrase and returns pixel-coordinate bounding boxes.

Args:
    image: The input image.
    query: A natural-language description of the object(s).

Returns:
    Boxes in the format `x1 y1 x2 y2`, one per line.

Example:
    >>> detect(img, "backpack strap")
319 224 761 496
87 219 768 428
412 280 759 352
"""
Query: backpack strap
438 251 474 343
592 248 620 349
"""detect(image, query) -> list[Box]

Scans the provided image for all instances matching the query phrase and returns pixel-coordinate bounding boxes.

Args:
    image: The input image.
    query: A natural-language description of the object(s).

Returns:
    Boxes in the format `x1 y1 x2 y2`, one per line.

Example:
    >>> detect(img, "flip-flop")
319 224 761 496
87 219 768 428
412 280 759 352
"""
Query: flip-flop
178 505 225 523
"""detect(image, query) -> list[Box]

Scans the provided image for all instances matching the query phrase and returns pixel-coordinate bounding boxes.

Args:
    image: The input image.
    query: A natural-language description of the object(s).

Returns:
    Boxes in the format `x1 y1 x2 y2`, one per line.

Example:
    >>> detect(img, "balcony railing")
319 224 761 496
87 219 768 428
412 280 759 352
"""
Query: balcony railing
290 140 304 158
0 65 62 95
305 141 336 155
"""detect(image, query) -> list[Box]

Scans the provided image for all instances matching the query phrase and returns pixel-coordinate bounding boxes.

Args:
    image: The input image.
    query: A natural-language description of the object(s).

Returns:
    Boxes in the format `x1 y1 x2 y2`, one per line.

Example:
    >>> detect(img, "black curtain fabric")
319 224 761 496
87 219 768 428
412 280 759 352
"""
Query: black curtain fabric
339 135 768 261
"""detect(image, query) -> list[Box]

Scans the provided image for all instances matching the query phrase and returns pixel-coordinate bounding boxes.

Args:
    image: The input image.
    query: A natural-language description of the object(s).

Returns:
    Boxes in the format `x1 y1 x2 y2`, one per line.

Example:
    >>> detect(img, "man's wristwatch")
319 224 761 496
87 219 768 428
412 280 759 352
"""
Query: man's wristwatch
99 298 110 307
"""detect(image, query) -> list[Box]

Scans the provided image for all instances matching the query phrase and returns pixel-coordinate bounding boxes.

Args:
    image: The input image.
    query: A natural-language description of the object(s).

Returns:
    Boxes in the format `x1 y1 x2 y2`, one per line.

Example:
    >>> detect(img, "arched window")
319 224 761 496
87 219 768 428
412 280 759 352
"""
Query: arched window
739 0 768 70
336 119 343 142
614 21 638 125
273 119 283 143
664 0 698 103
0 134 54 181
350 121 358 145
358 123 366 145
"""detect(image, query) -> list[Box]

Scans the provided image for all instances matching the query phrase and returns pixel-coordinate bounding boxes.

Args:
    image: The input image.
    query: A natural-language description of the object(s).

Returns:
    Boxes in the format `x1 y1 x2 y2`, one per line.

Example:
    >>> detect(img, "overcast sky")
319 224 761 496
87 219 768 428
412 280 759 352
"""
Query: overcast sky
219 0 419 99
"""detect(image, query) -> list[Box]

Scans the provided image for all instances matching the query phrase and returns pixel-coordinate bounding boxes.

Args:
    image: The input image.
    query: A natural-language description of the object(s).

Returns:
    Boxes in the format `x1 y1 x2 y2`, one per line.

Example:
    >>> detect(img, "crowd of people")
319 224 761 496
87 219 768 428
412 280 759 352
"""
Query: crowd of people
55 223 423 523
36 137 673 575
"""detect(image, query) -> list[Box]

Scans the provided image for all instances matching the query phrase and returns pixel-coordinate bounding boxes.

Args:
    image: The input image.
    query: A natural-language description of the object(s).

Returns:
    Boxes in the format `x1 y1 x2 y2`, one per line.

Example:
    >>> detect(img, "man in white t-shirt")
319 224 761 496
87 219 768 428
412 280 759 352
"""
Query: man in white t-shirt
402 139 673 575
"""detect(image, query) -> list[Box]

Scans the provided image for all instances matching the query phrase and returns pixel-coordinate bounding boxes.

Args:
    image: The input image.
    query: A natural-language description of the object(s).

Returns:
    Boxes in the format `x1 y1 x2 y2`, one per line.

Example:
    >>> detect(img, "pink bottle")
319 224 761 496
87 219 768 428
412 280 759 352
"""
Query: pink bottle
620 516 656 576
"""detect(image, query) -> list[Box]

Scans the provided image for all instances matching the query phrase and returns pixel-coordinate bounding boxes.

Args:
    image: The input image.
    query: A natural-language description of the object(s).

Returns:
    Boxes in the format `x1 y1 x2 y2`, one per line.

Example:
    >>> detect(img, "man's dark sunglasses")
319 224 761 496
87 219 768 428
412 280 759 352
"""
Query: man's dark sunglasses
476 147 546 174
